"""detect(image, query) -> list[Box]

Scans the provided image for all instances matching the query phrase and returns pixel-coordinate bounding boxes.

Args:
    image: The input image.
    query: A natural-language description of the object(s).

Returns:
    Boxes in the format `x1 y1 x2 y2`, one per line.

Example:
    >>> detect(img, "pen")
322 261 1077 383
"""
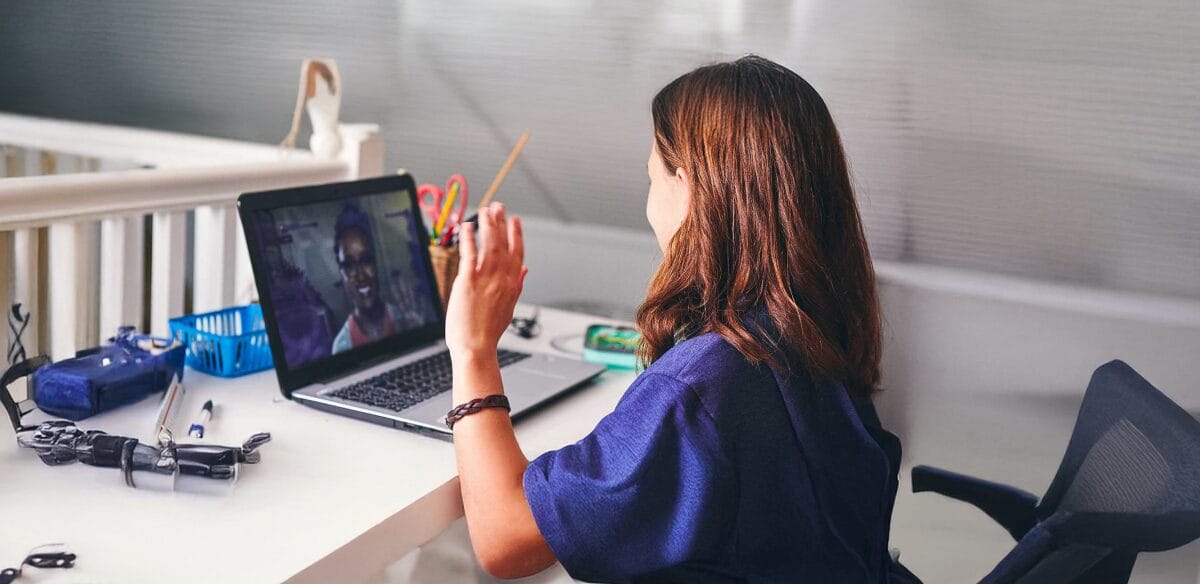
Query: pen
188 400 214 439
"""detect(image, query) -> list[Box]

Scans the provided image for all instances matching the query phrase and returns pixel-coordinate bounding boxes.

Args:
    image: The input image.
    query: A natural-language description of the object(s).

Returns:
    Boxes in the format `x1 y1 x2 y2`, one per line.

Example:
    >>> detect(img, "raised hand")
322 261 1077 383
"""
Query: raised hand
444 202 528 360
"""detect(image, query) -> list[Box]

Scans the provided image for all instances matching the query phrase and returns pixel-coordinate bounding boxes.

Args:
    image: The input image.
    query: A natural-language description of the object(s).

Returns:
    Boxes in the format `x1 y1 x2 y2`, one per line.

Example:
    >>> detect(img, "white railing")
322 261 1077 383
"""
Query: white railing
0 113 384 361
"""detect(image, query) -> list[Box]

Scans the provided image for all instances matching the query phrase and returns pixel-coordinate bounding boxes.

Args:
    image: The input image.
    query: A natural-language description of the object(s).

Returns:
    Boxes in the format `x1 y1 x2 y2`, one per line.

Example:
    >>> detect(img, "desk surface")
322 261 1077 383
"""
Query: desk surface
1 306 635 583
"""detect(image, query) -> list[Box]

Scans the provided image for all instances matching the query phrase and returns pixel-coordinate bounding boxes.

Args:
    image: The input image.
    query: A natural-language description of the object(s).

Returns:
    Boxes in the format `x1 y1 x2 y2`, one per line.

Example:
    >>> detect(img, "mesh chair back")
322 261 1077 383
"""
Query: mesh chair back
980 360 1200 584
1038 360 1200 550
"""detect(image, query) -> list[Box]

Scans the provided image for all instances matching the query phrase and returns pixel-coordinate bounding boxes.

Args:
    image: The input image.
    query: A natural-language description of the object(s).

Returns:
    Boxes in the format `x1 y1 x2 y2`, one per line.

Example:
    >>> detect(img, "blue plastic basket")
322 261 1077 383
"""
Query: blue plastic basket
168 304 273 377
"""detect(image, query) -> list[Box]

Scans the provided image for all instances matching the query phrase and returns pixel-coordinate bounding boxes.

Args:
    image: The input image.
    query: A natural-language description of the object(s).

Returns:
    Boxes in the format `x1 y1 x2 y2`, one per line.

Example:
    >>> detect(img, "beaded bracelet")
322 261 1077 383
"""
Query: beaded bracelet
444 395 511 430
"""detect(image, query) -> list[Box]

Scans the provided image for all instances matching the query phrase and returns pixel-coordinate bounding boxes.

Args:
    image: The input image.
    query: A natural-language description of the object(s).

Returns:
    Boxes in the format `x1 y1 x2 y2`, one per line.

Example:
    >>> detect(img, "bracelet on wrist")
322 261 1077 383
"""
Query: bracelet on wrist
444 395 510 430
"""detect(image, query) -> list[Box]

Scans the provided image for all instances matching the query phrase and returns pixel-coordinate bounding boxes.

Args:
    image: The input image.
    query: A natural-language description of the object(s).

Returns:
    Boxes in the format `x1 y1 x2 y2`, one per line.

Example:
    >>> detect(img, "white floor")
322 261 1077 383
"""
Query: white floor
379 389 1200 584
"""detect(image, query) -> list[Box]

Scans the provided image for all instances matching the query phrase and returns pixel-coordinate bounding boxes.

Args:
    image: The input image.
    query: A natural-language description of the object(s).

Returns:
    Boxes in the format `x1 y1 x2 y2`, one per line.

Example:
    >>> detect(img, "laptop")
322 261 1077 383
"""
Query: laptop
237 174 606 439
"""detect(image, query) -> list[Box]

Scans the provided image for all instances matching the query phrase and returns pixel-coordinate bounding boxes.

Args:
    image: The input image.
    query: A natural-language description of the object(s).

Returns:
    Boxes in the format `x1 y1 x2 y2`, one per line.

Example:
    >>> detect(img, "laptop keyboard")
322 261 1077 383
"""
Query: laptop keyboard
328 349 531 412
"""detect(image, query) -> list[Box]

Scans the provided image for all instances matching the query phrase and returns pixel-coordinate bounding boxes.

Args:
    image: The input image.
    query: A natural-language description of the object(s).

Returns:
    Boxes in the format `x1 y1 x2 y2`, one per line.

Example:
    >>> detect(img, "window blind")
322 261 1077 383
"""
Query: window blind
2 0 1195 298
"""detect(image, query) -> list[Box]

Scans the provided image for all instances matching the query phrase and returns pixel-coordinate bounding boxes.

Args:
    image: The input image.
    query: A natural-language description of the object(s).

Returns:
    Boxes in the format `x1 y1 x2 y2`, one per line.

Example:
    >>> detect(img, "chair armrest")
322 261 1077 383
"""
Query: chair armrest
912 464 1039 541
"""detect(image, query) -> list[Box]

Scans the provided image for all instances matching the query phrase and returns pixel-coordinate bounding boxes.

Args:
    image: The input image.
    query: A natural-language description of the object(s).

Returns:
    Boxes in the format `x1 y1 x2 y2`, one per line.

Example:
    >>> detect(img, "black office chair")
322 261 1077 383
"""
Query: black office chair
912 360 1200 584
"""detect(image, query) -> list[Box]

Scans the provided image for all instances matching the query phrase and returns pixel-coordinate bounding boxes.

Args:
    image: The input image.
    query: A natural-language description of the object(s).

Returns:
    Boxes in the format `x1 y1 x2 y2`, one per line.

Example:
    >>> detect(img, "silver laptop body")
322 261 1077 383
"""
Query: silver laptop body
293 341 606 437
237 174 605 439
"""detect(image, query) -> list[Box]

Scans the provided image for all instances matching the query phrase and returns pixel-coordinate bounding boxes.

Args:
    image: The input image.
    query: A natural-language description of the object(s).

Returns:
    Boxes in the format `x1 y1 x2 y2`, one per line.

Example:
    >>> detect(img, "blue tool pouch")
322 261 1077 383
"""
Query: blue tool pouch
32 327 186 421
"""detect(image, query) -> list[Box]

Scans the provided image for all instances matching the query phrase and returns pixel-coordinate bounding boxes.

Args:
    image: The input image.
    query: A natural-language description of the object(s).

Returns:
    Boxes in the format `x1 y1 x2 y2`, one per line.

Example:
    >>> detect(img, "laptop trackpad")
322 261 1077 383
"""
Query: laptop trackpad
399 357 589 426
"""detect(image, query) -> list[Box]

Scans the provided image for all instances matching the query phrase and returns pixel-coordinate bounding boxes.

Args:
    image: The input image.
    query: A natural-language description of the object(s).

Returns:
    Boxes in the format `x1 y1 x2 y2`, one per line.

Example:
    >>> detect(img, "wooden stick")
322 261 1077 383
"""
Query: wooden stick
478 132 529 209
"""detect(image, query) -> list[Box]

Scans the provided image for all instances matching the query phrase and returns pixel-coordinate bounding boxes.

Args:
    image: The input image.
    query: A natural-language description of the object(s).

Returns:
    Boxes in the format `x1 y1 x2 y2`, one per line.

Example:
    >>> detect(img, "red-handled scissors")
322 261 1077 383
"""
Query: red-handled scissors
416 174 468 245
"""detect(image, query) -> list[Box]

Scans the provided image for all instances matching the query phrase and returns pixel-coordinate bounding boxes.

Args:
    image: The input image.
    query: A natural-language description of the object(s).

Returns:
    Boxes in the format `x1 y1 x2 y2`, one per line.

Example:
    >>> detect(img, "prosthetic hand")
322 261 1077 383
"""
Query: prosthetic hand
15 420 270 491
5 355 271 493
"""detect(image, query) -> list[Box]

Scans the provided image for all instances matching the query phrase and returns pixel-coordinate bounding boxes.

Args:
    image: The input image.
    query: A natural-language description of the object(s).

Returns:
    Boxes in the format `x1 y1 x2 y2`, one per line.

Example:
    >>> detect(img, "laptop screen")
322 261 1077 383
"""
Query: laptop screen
247 187 441 370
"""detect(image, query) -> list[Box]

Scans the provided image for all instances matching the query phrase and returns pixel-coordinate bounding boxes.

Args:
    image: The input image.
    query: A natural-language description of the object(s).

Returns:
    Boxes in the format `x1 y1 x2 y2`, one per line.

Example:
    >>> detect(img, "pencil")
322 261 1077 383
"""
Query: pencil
478 132 529 210
434 181 459 237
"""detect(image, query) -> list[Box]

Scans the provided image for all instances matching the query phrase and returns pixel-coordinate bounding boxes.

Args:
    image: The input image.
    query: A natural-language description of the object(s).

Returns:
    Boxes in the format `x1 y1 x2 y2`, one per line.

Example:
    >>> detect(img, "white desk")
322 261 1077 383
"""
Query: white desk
1 306 635 583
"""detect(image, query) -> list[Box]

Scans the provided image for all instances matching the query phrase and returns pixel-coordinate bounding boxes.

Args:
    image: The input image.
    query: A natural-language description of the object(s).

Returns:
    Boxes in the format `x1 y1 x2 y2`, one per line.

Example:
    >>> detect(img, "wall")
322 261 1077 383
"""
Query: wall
2 0 1197 303
4 0 1196 395
517 217 1200 410
4 0 1198 400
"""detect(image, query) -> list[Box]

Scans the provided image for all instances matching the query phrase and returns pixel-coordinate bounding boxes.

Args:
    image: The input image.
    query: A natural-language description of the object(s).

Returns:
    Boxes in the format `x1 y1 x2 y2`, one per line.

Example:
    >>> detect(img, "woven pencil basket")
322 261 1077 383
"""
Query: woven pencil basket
428 244 460 310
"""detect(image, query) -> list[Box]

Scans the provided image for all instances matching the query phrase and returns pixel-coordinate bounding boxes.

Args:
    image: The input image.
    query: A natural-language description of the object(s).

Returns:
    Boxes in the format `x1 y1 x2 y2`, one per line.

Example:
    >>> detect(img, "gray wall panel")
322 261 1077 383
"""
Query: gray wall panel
2 0 1197 298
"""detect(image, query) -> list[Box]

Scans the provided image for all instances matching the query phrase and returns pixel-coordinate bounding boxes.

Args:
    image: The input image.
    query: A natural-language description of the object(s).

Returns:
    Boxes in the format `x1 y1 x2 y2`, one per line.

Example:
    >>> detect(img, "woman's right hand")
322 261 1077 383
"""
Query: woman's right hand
443 202 528 362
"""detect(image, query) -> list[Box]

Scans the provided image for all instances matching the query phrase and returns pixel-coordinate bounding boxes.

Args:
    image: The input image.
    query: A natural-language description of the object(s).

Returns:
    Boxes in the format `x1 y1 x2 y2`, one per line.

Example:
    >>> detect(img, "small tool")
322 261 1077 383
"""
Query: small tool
0 544 76 584
152 374 184 441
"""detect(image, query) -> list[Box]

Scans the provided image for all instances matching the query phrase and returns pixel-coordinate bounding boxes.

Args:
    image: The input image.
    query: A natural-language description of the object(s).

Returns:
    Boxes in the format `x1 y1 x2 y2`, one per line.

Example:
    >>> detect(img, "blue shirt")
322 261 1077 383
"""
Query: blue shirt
523 329 914 583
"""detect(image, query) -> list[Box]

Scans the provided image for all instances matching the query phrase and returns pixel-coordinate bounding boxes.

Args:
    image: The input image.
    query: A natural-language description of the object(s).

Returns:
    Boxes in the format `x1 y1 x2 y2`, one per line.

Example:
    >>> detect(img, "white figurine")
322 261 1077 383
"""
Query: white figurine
281 59 342 158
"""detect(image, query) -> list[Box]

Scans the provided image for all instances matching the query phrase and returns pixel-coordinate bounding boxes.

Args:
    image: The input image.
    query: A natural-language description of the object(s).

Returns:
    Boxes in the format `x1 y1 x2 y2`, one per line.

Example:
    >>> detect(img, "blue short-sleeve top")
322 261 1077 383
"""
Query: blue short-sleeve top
523 330 914 583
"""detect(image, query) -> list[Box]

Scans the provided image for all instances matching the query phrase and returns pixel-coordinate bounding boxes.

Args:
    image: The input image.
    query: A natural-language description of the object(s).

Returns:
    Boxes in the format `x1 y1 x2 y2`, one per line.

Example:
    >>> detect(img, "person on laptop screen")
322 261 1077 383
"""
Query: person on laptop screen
331 202 414 353
250 194 439 367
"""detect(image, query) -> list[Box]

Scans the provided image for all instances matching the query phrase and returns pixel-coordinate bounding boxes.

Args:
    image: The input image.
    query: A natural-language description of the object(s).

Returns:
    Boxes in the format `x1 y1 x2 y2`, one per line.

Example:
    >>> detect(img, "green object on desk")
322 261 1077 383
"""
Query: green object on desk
582 324 640 370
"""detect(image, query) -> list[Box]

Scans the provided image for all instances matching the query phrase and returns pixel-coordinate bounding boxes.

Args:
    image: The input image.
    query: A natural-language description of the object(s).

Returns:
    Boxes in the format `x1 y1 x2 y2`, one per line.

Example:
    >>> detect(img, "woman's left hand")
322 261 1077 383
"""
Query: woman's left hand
444 202 528 360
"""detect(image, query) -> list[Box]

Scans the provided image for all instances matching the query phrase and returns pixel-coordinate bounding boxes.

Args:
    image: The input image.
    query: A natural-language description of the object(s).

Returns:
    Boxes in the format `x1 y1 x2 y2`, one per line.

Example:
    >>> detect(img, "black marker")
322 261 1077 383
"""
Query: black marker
449 214 480 247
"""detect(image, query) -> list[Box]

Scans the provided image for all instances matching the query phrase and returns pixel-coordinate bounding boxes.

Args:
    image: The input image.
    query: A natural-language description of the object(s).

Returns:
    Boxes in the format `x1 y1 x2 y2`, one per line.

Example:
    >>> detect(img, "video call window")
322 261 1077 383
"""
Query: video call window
250 190 440 369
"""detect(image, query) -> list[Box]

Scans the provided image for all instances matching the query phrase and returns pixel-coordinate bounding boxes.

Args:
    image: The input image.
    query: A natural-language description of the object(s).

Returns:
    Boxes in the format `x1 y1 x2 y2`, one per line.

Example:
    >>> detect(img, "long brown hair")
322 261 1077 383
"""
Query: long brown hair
636 55 882 400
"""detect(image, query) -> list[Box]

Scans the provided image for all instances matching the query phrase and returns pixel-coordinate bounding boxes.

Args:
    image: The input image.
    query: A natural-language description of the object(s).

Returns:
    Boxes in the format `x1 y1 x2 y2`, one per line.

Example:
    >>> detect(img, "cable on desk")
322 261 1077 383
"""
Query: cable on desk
509 307 542 339
549 333 585 356
1 544 76 584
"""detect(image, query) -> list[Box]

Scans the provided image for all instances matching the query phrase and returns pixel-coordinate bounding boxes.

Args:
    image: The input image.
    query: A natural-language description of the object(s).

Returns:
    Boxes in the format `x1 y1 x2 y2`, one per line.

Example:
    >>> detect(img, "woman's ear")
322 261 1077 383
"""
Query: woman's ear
674 167 692 217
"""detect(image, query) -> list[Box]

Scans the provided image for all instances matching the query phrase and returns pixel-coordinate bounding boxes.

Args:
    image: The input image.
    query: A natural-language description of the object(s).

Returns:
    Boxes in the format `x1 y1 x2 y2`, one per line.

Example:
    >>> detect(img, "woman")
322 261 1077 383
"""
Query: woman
444 55 916 583
330 203 405 354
